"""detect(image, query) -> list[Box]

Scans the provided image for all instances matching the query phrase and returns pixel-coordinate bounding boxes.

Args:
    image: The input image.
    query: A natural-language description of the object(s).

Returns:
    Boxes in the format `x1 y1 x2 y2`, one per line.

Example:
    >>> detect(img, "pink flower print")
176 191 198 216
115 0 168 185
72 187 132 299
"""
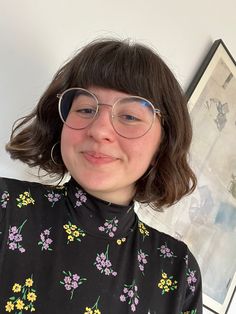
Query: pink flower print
7 220 27 253
157 242 177 260
137 249 148 275
38 228 53 251
45 190 61 207
0 191 9 208
60 271 86 300
74 188 87 207
98 217 119 237
94 245 117 276
120 281 139 312
9 242 17 250
186 269 197 294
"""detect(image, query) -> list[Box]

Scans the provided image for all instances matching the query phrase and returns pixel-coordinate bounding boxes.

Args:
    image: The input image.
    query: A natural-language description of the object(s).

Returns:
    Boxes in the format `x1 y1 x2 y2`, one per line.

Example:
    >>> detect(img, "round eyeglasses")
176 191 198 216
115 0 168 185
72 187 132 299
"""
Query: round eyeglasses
57 87 162 139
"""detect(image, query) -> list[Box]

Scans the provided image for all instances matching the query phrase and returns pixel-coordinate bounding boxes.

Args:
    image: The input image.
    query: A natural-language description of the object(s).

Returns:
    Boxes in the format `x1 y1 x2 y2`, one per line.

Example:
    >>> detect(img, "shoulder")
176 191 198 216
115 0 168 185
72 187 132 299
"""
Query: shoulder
0 177 65 209
0 176 44 190
138 218 188 252
138 218 201 275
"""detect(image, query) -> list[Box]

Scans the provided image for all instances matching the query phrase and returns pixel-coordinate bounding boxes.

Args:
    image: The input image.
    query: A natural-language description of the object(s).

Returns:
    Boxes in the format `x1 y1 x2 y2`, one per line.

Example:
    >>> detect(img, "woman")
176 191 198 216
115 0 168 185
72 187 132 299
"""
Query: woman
0 39 202 313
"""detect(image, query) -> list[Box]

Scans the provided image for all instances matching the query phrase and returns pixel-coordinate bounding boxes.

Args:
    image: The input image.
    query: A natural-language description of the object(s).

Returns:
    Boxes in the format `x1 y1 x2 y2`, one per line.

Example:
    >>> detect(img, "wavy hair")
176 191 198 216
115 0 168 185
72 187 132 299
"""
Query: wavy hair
6 38 196 209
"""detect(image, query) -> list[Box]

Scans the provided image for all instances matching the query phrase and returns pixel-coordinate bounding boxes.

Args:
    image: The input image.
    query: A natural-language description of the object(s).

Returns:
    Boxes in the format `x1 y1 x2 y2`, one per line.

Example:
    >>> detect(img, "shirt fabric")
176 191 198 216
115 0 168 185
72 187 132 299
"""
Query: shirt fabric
0 177 202 314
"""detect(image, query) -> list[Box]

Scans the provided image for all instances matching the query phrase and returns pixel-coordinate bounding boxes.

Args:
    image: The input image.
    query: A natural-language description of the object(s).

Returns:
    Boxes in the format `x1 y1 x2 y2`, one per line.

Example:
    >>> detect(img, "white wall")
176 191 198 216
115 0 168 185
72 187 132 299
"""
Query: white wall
0 0 235 312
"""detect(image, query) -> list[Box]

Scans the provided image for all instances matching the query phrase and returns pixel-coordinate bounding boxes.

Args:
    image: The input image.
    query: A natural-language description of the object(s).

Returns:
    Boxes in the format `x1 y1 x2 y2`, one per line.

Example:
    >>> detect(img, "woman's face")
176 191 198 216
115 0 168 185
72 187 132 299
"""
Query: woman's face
60 86 162 205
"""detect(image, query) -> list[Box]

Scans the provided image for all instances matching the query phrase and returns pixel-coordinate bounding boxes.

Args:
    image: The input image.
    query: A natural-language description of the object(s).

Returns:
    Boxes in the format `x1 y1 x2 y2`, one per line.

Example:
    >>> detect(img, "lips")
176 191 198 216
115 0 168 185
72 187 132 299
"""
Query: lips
82 151 118 165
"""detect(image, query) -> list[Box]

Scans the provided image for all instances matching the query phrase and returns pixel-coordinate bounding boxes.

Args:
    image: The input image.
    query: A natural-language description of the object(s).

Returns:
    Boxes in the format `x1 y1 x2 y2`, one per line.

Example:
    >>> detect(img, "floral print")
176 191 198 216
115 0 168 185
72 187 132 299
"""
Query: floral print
0 178 202 313
74 188 87 207
186 269 197 293
84 296 101 314
38 228 53 251
157 271 178 295
5 275 37 313
60 271 87 300
137 249 148 275
157 243 177 260
120 281 139 312
7 220 27 253
44 190 61 207
94 245 117 276
116 237 126 245
98 217 119 238
63 221 86 244
16 191 35 208
1 191 9 208
138 221 149 241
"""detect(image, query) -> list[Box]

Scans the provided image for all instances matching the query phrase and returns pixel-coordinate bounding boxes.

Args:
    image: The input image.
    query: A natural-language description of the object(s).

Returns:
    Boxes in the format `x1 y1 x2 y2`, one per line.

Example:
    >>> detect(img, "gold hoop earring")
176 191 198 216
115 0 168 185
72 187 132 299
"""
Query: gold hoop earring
50 142 61 165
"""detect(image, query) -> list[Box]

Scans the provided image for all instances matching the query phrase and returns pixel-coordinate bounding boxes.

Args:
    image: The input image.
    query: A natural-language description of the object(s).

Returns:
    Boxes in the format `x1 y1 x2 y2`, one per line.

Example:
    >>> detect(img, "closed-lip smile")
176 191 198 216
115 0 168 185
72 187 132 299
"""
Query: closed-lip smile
82 151 118 165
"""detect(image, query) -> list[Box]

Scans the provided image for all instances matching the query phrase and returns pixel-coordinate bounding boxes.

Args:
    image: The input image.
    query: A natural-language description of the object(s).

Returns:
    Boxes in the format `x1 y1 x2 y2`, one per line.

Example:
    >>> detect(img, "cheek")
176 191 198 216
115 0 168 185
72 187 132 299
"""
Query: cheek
60 127 82 156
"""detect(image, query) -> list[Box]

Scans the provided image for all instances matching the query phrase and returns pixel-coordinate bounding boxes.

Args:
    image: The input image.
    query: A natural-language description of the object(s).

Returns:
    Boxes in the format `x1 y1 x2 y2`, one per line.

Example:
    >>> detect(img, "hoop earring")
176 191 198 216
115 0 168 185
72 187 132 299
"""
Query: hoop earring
51 142 61 165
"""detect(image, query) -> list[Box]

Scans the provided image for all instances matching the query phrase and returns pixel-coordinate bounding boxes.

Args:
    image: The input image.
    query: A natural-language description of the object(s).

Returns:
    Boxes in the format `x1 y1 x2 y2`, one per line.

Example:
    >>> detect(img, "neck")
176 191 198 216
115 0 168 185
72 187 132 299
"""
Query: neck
82 187 135 206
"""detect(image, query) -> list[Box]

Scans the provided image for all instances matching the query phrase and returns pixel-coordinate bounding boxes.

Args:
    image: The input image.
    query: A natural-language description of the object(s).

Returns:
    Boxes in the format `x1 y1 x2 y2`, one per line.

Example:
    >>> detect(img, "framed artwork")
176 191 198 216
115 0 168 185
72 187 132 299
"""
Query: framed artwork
136 39 236 314
186 39 236 313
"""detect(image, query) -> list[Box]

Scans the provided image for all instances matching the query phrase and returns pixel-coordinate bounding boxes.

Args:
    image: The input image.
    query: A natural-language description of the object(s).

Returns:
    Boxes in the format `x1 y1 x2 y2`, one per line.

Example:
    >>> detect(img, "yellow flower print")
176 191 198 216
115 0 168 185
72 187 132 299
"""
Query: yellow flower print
73 230 80 237
25 278 33 287
68 235 74 241
63 221 86 244
84 296 101 314
138 221 149 240
164 285 170 292
12 283 22 293
158 271 178 295
6 276 37 312
158 282 163 289
16 299 25 310
16 191 35 208
84 307 93 314
5 301 14 312
27 292 37 302
116 237 126 245
166 279 172 286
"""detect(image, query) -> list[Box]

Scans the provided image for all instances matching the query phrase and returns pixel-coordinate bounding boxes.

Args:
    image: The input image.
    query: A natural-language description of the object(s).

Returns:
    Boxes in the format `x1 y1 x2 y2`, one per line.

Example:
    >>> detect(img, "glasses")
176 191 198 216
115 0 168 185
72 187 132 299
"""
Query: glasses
57 87 162 139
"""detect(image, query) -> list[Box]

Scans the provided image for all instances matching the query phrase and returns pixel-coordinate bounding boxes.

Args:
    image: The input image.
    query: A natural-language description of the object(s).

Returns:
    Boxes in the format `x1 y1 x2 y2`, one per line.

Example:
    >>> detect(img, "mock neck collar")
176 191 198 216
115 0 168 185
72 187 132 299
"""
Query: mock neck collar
64 177 137 239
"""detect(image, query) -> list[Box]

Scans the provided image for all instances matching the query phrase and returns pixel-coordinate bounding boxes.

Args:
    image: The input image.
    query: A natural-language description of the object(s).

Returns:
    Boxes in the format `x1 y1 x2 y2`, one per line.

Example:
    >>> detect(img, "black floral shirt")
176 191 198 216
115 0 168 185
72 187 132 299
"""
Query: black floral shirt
0 177 202 314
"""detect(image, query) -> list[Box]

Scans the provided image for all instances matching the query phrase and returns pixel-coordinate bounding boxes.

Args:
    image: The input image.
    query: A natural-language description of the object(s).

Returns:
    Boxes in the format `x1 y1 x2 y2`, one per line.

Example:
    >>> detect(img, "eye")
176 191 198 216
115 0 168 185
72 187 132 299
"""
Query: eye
75 107 97 118
120 114 140 121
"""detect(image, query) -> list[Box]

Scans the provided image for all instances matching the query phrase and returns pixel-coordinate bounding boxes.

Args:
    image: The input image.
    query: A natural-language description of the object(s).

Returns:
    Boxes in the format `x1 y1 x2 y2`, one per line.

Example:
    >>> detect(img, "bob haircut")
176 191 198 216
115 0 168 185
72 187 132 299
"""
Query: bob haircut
6 38 197 209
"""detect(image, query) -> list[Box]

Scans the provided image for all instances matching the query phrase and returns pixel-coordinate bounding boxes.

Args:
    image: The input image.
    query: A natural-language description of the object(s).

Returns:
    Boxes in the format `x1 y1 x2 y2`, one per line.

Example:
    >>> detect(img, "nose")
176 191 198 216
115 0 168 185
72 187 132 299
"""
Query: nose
86 104 116 142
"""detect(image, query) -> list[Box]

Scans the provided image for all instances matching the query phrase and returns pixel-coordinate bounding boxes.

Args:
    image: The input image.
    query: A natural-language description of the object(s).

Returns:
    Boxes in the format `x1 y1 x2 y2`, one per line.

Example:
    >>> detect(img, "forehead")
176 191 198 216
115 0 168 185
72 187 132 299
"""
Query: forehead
87 86 132 103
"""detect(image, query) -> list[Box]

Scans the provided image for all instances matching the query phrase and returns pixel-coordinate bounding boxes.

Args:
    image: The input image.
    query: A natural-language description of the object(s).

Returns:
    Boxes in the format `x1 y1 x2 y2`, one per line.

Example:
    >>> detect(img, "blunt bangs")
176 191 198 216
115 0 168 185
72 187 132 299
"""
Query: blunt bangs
61 39 160 107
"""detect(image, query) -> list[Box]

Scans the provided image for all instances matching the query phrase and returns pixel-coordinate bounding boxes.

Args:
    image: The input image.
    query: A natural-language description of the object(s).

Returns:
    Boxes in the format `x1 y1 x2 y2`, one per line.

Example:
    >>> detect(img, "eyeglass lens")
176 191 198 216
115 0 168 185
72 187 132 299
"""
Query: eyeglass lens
59 88 155 138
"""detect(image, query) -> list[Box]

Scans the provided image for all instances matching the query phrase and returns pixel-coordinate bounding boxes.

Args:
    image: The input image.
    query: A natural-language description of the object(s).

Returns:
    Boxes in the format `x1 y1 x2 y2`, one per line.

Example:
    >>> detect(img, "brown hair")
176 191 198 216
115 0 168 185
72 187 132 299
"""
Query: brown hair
6 38 196 209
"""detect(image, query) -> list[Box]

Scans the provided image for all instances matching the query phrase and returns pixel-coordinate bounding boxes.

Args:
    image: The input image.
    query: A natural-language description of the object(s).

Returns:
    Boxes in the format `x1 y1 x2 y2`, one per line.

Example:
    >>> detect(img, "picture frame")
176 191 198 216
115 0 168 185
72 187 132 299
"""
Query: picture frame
185 39 236 314
136 39 236 314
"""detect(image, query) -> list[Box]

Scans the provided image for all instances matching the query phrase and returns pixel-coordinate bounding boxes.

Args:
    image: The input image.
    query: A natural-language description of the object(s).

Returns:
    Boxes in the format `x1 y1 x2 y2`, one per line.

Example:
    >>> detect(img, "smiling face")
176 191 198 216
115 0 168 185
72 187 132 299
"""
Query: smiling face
60 86 162 205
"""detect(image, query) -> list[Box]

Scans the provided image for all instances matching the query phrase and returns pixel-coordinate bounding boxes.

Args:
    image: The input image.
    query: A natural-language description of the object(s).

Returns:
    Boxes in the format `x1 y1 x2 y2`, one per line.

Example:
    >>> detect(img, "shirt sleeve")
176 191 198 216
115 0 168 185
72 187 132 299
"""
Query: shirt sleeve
181 247 203 314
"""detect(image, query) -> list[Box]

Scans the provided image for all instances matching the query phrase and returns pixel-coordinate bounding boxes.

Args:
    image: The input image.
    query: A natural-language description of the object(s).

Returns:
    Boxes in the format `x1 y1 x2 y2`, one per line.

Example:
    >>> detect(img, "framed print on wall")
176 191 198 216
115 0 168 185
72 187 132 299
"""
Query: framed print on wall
136 39 236 314
186 39 236 314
